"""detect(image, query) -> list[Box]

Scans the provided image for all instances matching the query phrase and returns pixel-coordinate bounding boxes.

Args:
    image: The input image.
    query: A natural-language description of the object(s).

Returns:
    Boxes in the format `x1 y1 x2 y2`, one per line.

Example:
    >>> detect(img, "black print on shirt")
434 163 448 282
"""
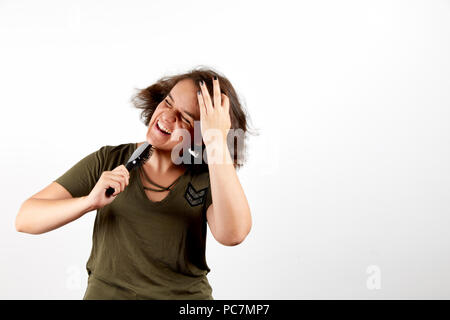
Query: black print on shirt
184 182 207 207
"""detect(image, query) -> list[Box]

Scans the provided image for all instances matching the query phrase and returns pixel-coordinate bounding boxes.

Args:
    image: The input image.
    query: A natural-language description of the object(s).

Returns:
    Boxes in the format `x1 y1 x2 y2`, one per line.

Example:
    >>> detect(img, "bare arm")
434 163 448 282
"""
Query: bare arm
15 165 130 235
197 76 252 247
16 182 93 234
205 138 252 246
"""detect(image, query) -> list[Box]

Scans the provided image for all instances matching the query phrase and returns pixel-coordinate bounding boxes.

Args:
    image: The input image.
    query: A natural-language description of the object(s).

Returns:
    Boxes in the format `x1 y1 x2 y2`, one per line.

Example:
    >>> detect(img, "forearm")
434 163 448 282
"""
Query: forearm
16 196 94 235
206 139 252 241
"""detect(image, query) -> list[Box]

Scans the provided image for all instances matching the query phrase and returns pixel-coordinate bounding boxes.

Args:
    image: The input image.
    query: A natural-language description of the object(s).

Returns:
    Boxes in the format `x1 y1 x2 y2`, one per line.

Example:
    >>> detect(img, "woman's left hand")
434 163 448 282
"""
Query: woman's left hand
197 76 231 147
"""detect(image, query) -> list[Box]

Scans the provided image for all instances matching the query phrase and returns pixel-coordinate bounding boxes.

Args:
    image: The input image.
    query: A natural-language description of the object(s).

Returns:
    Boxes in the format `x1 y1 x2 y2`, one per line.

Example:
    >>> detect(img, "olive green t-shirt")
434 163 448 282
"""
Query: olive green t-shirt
54 142 213 300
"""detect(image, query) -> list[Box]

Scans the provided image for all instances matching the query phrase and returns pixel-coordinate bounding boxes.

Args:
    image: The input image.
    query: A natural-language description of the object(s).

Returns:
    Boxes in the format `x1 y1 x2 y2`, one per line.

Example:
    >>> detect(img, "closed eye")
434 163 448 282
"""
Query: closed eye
181 117 190 124
165 99 191 126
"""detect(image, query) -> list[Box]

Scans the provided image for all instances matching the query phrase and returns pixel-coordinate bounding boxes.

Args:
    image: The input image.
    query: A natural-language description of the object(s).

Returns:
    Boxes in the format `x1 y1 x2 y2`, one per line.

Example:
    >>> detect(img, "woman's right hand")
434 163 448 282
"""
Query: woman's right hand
86 165 130 210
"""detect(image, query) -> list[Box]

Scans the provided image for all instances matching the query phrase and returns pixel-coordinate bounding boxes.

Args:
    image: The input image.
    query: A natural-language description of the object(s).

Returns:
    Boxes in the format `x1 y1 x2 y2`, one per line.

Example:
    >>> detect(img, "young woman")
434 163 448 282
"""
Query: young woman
15 67 252 300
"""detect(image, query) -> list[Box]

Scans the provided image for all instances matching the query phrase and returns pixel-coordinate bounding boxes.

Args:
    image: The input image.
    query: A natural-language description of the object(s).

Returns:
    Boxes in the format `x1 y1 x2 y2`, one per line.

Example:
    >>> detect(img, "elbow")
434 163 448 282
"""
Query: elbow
15 218 42 234
15 204 40 235
15 216 27 233
15 200 27 233
219 237 245 247
216 226 251 247
211 209 252 246
15 202 28 233
15 220 22 233
15 220 41 235
15 206 25 232
15 215 29 233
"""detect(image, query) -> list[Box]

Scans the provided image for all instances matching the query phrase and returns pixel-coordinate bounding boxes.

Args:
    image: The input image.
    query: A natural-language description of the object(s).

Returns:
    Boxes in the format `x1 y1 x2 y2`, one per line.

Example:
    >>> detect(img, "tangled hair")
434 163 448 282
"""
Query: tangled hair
131 66 257 173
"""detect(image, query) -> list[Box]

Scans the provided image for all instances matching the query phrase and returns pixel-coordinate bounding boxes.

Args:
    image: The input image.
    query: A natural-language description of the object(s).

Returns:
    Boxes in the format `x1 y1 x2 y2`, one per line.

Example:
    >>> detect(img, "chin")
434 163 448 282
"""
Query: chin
146 135 171 152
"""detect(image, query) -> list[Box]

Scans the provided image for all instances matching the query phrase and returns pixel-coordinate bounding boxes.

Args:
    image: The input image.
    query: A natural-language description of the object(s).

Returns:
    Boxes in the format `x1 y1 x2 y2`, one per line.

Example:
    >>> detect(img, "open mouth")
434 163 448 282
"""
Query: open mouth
156 119 172 135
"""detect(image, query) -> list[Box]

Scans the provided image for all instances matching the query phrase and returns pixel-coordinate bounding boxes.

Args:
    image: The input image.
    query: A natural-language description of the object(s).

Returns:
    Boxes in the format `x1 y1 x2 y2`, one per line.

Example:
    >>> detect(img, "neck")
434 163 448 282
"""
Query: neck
144 146 182 174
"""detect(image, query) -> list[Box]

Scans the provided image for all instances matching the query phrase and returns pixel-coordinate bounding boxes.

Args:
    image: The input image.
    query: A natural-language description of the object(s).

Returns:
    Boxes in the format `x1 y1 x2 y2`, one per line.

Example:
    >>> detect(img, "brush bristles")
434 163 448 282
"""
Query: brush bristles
140 144 154 164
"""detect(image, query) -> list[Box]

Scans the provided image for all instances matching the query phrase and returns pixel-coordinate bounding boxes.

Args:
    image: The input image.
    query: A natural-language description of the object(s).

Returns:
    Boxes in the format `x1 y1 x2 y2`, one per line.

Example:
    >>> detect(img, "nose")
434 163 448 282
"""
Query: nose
161 110 177 123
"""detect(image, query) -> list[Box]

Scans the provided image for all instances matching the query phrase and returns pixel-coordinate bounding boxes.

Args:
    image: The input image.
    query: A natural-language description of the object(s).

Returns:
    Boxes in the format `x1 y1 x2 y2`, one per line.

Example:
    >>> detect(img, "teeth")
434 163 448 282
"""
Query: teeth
157 120 172 134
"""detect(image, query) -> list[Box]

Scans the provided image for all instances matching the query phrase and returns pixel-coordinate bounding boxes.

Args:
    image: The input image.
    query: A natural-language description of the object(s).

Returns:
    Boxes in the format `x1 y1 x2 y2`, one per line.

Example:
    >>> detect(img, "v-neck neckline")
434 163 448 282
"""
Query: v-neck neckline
133 142 190 207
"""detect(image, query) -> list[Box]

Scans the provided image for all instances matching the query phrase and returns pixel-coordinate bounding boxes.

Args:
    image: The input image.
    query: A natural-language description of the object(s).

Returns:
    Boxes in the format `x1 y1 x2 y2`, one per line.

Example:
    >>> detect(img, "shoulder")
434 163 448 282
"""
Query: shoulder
187 166 210 186
97 142 136 171
103 142 136 155
184 169 210 193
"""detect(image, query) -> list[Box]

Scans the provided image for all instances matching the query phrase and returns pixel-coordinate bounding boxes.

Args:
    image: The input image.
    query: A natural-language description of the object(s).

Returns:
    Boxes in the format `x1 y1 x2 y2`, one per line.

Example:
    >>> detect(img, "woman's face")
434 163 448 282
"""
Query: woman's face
146 79 201 152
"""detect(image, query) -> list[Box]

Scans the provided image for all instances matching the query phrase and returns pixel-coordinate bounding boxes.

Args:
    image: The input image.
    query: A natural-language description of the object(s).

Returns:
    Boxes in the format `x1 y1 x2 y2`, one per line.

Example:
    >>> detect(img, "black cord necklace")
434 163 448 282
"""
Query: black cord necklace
139 165 183 192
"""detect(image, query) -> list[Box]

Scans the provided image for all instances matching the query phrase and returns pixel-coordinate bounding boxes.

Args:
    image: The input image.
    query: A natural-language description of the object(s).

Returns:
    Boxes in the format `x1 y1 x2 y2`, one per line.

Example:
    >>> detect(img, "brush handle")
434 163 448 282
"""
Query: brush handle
105 186 115 197
104 161 140 197
104 143 153 197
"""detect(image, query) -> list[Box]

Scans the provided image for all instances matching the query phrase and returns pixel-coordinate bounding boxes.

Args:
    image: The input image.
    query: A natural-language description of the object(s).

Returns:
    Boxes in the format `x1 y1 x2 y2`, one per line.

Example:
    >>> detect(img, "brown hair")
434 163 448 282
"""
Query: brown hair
131 66 257 173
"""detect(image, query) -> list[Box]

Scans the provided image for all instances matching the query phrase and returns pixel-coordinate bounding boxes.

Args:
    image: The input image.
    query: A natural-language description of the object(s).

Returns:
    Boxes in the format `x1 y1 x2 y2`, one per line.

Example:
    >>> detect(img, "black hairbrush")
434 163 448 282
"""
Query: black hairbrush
105 142 154 197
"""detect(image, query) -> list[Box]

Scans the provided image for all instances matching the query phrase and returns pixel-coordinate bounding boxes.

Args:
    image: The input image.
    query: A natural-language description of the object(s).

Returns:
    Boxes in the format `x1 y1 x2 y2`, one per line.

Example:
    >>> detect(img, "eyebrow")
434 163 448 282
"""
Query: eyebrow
167 93 196 121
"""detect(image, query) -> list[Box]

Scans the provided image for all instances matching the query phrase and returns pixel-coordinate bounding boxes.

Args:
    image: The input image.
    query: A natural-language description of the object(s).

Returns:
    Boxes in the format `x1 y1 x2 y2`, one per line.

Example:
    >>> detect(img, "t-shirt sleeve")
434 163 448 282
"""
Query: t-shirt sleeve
53 146 109 198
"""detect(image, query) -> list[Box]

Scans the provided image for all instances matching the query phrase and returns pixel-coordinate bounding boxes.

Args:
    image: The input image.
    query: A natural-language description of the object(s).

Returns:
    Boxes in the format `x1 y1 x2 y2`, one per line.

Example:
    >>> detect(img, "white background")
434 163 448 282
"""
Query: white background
1 0 449 299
